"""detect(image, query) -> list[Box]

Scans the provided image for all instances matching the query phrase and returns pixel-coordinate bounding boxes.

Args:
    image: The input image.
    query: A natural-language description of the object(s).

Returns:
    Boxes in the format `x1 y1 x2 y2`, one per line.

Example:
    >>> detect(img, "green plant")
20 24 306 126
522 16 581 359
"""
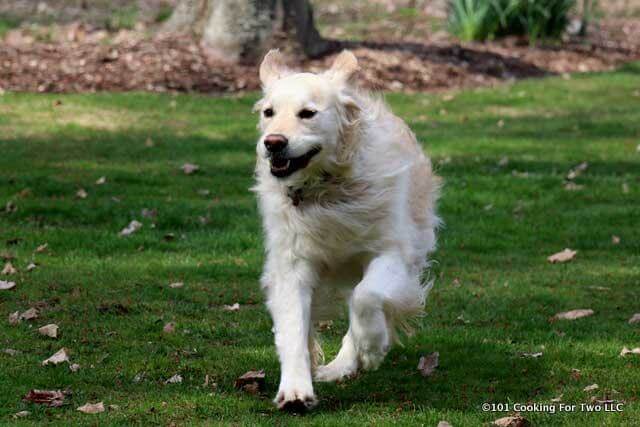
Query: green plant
448 0 576 43
447 0 497 41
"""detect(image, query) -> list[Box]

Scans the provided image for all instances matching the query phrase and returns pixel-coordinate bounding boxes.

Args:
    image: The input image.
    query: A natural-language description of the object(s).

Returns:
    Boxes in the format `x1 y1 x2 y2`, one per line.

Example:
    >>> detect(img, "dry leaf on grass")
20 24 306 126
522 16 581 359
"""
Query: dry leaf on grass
38 323 59 338
584 384 599 392
42 348 70 366
437 422 453 427
8 311 20 325
547 249 577 263
77 402 105 414
620 347 640 357
2 262 17 275
564 182 584 191
235 370 265 394
611 235 621 245
69 363 81 372
165 374 183 384
35 243 48 253
96 176 107 185
76 188 88 199
120 220 142 236
566 162 588 180
493 415 530 427
26 262 38 272
13 411 30 418
3 348 20 356
553 309 594 320
223 303 240 312
168 281 183 289
23 389 68 407
0 280 16 290
519 352 543 358
20 308 39 321
417 352 439 377
628 314 640 324
163 322 176 334
181 163 200 175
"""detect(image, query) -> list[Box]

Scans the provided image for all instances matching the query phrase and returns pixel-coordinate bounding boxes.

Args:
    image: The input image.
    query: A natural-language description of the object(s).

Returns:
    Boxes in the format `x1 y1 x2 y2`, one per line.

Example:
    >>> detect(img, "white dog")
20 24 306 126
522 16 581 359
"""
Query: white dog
253 50 441 411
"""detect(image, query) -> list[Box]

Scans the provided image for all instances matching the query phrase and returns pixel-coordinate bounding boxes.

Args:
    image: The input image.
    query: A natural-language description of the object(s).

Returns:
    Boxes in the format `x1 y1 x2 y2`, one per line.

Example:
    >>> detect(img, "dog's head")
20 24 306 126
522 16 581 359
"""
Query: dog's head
255 50 360 181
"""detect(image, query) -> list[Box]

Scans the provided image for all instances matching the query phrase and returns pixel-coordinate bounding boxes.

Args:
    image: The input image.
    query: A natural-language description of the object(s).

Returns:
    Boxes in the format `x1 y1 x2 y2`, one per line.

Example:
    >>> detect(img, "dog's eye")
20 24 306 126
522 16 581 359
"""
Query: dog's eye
263 108 274 118
298 109 317 119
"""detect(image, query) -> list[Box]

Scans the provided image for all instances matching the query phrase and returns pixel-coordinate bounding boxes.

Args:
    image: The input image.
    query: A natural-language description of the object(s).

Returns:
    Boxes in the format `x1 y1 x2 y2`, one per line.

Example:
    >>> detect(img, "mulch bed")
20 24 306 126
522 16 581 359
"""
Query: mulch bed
1 19 639 94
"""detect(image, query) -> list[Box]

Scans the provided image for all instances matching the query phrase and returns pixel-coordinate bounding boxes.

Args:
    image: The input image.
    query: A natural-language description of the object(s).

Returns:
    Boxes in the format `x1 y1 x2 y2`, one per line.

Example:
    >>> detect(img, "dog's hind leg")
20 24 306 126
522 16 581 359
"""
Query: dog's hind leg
315 252 426 381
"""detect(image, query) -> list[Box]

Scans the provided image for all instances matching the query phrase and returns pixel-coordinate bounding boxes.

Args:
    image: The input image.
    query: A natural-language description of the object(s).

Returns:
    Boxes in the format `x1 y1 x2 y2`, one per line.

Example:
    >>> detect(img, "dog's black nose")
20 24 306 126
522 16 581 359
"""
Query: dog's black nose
264 134 288 153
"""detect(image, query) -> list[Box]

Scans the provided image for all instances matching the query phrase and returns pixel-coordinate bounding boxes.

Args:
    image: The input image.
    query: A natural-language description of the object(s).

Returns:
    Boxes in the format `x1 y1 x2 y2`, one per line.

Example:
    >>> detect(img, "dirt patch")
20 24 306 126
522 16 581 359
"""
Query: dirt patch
0 17 638 94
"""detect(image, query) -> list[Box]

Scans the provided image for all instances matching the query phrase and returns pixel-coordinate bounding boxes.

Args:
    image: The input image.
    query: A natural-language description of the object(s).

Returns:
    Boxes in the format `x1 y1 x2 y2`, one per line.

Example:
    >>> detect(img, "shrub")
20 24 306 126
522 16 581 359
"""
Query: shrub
448 0 576 43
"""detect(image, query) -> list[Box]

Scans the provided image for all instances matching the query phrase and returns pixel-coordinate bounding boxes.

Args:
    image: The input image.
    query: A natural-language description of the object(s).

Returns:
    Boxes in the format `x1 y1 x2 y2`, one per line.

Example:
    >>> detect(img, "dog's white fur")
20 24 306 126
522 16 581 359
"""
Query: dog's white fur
253 50 441 410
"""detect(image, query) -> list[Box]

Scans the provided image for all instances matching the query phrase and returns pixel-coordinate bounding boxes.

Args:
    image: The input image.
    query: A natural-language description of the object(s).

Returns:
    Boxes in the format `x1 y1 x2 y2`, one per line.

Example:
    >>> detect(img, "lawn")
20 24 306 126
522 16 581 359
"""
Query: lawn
1 64 639 426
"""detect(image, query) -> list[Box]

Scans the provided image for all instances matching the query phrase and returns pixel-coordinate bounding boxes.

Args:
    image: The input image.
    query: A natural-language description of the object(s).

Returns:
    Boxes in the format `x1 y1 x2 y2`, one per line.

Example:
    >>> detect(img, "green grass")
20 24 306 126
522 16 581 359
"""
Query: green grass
1 64 640 426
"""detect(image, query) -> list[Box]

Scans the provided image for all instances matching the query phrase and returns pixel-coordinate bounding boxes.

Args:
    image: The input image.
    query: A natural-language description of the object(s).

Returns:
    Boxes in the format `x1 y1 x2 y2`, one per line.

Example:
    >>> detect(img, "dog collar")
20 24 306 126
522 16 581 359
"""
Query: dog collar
286 186 304 207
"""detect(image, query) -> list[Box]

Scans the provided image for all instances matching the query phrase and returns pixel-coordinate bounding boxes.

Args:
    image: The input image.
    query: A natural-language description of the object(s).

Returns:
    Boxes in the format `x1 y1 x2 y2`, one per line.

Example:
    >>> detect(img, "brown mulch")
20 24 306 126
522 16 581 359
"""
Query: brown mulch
1 19 639 94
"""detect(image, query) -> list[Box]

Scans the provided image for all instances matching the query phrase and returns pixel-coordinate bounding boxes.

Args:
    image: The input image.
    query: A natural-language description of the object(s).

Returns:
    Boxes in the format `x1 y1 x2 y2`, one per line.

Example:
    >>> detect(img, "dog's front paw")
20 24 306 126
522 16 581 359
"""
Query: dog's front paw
274 386 317 412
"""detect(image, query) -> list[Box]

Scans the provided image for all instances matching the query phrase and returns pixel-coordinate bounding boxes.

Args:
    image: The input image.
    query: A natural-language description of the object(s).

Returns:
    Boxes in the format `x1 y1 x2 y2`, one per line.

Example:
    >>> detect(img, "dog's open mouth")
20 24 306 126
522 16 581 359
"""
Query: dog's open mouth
270 147 322 178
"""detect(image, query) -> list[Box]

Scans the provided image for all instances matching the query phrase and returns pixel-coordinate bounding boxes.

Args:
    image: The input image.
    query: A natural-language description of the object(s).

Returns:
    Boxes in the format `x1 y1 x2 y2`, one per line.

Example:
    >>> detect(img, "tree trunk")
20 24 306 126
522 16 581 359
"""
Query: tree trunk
162 0 336 63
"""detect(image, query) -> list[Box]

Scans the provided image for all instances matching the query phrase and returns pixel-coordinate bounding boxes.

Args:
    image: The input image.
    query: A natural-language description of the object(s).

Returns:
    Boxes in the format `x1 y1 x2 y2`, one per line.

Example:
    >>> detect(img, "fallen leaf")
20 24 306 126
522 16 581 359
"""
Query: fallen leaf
564 182 583 191
23 389 68 407
498 156 509 167
26 262 37 272
69 363 81 372
235 370 266 394
620 347 640 357
567 162 588 180
571 368 581 380
120 220 142 236
2 262 17 275
77 402 105 414
318 320 333 331
551 394 563 402
622 183 629 194
497 119 505 128
165 374 183 384
181 163 200 175
8 311 20 325
583 383 599 392
223 303 240 312
493 415 530 427
42 348 70 366
628 313 640 324
38 323 59 338
133 372 145 383
145 137 155 147
95 176 107 185
5 201 17 213
108 404 120 411
197 189 211 196
76 188 88 199
519 352 543 358
553 309 594 320
0 280 16 290
417 352 439 377
547 248 577 263
611 235 621 245
35 243 48 253
20 307 39 320
169 282 183 289
163 322 176 334
13 411 30 418
3 348 20 356
437 422 452 427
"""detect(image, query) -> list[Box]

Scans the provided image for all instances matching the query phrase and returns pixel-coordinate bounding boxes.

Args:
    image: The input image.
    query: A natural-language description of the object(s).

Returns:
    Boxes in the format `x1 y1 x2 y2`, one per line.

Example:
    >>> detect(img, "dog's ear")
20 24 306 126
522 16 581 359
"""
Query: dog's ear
259 50 288 87
326 50 359 84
